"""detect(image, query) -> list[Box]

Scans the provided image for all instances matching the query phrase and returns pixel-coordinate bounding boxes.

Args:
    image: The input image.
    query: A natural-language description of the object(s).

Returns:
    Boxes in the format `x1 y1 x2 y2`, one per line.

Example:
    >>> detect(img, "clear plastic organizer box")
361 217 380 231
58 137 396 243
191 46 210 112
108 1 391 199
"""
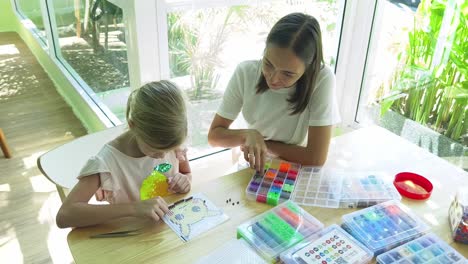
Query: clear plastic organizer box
341 200 430 256
245 158 401 208
237 200 324 263
340 172 401 208
376 233 467 264
280 224 373 264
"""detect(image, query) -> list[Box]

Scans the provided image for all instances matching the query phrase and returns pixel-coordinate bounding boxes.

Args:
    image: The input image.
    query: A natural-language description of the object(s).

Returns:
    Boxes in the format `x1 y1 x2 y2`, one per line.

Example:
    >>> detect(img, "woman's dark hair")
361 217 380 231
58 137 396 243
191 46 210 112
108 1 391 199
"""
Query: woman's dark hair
256 13 324 115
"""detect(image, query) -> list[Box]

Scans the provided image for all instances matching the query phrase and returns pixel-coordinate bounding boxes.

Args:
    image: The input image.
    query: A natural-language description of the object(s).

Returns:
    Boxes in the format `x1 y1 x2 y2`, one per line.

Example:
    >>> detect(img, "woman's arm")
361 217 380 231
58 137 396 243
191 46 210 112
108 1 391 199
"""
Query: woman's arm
265 125 332 166
208 114 249 147
208 114 267 171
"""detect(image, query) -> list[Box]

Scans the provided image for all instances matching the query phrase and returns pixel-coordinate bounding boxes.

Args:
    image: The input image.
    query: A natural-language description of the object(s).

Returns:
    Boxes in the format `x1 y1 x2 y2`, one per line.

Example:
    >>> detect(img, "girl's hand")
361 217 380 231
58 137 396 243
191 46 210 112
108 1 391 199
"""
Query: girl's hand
168 173 191 193
242 130 267 172
134 197 169 222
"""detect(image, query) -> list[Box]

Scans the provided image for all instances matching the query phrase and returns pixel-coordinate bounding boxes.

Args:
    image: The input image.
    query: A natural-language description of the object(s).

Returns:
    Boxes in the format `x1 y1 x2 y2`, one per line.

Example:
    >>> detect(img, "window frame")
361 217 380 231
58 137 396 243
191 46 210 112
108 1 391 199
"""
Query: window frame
11 0 49 50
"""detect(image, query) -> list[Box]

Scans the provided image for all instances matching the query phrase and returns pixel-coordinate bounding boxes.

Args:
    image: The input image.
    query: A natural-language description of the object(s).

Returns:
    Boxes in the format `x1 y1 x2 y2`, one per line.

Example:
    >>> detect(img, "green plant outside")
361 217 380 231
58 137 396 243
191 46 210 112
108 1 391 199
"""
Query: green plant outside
166 1 339 101
167 6 256 100
379 0 467 145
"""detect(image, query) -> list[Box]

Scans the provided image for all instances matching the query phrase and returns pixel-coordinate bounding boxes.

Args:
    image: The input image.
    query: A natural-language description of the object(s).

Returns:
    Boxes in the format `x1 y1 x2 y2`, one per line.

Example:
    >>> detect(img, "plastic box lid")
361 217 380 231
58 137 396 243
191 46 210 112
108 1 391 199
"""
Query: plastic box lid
376 233 466 264
237 200 324 263
341 200 430 256
280 224 373 264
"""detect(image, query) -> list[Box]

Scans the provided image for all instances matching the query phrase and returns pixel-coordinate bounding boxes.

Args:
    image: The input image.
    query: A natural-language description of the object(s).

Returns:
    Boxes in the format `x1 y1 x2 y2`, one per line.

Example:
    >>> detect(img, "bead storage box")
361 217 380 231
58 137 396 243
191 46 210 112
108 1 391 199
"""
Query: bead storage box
341 200 429 256
237 200 324 263
376 233 466 264
290 166 344 208
340 172 401 208
280 224 373 264
246 158 401 208
246 159 302 206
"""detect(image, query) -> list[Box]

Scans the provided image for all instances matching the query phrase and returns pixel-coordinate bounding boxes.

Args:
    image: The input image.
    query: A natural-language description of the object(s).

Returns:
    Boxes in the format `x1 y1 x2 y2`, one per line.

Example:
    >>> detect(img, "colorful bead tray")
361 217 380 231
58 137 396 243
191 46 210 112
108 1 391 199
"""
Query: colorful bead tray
280 224 373 264
376 233 466 264
237 200 324 263
342 200 429 256
246 158 401 208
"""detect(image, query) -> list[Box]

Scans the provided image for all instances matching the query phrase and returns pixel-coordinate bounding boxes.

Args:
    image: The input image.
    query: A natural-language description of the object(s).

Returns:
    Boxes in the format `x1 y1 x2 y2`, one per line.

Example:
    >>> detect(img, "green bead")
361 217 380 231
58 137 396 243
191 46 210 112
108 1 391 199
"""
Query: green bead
282 184 294 193
262 212 303 244
154 163 172 173
286 201 301 214
267 192 280 206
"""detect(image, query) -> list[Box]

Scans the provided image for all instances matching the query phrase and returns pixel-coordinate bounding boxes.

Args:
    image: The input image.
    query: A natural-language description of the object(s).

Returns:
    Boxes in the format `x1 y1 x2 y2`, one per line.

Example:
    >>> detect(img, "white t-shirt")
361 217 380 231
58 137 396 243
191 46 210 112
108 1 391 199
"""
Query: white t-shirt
78 144 181 204
217 60 341 146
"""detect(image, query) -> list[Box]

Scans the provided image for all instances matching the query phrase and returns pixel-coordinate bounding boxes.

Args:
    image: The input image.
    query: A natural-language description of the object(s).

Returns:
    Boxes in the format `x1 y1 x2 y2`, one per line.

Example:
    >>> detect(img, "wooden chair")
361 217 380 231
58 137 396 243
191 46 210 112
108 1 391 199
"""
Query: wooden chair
37 125 125 202
0 128 12 159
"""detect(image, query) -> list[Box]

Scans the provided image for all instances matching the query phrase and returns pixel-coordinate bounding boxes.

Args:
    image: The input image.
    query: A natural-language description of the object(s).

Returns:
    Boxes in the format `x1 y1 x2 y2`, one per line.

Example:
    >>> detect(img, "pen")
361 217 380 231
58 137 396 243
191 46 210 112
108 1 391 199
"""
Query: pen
90 229 141 238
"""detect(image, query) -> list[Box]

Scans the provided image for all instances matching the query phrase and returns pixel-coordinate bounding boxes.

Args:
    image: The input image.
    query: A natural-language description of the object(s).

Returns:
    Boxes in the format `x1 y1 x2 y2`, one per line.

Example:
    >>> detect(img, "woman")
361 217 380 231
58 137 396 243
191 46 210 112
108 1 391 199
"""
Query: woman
208 13 340 171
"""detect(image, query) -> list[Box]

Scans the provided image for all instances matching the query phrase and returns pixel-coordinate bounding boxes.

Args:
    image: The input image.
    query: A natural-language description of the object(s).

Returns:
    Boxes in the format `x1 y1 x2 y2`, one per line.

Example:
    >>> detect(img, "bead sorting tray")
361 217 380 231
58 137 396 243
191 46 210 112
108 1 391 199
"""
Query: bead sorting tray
246 158 401 208
341 200 429 256
237 201 324 263
280 224 373 264
376 233 466 264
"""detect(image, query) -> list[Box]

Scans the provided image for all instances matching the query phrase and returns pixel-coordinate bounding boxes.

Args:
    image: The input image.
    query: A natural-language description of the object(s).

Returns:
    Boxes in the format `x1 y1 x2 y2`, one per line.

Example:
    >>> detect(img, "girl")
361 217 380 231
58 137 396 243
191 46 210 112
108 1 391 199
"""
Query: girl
56 80 191 228
208 13 341 172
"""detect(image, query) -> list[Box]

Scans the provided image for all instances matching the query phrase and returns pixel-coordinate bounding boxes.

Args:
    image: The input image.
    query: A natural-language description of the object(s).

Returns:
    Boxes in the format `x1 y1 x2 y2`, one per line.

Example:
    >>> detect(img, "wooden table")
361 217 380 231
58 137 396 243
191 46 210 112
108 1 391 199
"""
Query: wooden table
67 126 468 263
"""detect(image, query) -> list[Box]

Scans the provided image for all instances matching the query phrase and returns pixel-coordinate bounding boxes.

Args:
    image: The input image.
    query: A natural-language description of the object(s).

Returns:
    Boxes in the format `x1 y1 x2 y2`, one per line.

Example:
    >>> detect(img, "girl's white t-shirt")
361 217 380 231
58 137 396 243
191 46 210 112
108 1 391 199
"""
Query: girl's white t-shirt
217 60 341 146
78 144 181 204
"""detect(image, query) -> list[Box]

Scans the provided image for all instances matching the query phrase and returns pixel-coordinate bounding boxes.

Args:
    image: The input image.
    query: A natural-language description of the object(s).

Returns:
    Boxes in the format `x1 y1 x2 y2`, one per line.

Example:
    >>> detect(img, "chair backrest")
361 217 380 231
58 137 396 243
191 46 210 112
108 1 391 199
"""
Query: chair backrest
37 125 125 201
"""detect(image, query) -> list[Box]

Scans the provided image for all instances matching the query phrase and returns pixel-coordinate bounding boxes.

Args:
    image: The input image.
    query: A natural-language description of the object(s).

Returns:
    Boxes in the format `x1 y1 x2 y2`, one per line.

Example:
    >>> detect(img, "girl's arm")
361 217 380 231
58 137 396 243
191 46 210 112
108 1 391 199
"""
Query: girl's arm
56 174 134 228
56 174 168 228
265 125 332 166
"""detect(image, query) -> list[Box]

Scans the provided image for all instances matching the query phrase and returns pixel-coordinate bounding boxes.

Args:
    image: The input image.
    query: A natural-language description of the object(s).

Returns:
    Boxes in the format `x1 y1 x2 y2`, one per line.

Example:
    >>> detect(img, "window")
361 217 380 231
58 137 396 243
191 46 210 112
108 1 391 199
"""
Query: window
162 0 344 157
50 0 131 122
356 0 466 162
16 0 48 47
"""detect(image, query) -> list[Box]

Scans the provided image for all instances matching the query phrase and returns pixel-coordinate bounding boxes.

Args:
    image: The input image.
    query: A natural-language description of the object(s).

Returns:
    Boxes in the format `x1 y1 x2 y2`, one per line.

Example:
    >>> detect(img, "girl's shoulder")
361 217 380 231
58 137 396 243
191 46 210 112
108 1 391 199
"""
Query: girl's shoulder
88 144 126 164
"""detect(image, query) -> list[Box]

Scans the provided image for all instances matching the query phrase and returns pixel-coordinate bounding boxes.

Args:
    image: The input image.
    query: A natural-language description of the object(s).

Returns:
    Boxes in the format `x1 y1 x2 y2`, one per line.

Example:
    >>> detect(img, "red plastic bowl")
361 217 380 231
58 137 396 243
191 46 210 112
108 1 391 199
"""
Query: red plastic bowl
393 172 433 200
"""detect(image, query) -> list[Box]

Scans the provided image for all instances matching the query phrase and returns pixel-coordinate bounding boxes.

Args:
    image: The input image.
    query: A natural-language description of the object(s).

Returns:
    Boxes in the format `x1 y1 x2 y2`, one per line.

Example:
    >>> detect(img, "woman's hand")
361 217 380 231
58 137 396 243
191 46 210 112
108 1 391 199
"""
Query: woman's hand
134 197 169 222
168 173 191 193
242 130 267 172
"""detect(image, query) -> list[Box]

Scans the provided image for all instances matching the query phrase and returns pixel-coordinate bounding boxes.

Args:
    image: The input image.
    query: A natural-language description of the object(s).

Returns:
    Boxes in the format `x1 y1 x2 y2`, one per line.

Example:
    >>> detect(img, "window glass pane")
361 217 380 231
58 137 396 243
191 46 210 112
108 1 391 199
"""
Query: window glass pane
357 0 467 166
16 0 48 46
167 0 342 156
52 0 130 121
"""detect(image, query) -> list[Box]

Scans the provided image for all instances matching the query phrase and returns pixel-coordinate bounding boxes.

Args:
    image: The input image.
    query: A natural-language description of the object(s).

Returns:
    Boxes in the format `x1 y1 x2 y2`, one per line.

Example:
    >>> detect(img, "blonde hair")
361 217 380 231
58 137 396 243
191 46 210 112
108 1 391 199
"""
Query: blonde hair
126 80 188 150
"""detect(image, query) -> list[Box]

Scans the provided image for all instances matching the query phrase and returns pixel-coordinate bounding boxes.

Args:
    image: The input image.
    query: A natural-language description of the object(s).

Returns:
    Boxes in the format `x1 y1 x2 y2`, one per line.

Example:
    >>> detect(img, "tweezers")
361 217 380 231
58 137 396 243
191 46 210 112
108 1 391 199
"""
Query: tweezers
90 228 141 238
168 196 194 209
